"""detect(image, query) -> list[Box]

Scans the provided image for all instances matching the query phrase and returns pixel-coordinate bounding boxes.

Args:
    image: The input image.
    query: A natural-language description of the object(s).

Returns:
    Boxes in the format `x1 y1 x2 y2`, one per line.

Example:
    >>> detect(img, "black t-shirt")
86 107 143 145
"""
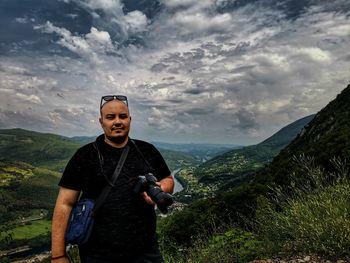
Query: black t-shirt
59 135 170 260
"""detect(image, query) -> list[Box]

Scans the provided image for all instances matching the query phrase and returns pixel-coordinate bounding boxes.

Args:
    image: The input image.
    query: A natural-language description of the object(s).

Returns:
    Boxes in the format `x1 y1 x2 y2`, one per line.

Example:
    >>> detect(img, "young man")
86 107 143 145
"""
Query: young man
51 95 174 263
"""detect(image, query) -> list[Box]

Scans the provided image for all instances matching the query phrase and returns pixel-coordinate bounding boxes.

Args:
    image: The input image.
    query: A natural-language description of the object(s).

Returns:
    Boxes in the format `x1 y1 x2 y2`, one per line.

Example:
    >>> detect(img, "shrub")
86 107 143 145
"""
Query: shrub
163 228 263 263
255 155 350 259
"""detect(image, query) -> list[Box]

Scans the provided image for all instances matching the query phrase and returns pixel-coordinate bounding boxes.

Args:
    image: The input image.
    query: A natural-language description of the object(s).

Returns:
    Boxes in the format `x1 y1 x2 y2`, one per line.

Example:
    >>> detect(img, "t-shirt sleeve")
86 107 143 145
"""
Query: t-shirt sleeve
58 148 85 191
149 145 171 181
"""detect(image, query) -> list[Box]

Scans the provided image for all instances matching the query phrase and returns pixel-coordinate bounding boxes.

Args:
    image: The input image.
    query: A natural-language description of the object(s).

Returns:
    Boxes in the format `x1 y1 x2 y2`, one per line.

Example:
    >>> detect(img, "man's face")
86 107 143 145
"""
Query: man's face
99 100 131 145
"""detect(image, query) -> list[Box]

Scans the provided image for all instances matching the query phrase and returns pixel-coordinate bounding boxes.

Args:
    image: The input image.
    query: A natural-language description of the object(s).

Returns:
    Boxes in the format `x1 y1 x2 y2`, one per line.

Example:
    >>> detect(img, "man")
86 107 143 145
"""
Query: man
51 95 174 263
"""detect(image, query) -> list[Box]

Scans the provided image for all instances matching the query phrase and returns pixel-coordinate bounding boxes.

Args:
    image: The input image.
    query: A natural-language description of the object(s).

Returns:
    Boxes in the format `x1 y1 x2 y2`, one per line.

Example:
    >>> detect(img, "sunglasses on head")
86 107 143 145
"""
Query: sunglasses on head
100 95 128 109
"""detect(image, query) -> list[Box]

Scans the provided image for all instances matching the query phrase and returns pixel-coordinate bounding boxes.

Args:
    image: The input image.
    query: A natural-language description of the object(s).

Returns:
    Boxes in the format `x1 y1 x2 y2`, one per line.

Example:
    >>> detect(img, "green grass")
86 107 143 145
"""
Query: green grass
256 184 350 258
1 220 51 240
255 156 350 259
162 228 263 263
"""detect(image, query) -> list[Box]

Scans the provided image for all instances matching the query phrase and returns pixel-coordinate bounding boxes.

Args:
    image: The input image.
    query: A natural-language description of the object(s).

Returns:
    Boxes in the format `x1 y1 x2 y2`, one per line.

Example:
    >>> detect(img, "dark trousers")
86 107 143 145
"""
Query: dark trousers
80 243 164 263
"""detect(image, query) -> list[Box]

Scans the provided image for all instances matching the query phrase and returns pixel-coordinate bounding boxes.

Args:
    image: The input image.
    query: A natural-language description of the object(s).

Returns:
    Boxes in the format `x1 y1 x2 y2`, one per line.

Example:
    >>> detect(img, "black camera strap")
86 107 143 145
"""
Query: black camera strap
91 142 130 216
129 138 155 173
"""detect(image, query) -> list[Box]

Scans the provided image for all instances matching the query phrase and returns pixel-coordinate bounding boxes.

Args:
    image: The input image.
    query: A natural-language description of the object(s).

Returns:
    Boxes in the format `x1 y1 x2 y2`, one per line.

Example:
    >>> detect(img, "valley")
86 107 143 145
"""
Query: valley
1 84 350 263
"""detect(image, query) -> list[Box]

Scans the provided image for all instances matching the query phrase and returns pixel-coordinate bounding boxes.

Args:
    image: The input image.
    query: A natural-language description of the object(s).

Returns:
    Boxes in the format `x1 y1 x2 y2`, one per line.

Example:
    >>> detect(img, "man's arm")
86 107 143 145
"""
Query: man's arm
142 175 174 205
51 187 80 262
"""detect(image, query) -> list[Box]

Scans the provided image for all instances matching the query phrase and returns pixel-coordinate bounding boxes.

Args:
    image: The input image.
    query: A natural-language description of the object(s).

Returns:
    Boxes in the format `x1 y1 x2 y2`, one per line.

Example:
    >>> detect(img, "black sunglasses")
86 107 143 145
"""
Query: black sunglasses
100 95 128 109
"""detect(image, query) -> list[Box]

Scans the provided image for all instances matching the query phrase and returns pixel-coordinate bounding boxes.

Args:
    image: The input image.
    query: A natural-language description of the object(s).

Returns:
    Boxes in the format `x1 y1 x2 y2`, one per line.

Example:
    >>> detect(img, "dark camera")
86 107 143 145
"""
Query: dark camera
133 173 174 214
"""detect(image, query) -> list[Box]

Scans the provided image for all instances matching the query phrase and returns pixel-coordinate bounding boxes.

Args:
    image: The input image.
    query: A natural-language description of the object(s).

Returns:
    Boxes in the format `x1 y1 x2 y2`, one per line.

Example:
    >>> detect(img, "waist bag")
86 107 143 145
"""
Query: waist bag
65 143 130 245
65 198 95 245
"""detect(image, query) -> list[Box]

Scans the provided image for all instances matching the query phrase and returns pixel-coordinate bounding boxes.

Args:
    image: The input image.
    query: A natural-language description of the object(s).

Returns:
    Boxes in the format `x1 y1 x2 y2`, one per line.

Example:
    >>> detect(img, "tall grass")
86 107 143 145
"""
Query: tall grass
162 227 263 263
256 155 350 259
162 155 350 262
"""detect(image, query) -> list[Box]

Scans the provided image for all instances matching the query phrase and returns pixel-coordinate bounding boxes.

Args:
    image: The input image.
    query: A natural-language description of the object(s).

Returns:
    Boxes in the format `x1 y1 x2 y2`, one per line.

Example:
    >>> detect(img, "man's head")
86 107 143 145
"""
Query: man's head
99 95 131 147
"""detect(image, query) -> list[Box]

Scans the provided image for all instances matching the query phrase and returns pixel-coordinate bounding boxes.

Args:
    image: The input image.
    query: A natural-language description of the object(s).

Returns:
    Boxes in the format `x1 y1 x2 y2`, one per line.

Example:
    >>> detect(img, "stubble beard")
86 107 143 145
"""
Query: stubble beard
105 133 128 145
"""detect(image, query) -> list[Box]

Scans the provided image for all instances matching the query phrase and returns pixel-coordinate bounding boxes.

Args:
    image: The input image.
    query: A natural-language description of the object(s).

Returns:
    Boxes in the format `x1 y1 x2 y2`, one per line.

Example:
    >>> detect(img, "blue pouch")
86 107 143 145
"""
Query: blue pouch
65 199 95 245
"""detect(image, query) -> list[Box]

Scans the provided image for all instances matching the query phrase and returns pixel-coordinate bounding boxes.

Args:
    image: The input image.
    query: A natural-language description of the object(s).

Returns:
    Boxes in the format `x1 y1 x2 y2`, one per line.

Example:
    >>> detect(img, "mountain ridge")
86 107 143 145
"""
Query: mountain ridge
0 128 80 171
0 128 199 171
193 114 315 189
255 84 350 186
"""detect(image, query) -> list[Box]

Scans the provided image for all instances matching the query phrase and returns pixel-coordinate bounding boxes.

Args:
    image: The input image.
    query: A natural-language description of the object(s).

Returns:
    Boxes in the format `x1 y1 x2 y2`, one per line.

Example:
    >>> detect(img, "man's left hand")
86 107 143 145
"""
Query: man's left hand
141 182 161 205
141 192 155 205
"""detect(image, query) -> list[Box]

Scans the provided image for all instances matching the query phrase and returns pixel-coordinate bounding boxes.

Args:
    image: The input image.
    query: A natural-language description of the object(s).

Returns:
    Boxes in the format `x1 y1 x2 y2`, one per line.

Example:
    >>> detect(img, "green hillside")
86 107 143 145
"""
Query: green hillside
194 115 315 190
70 135 96 145
159 84 350 262
0 159 60 254
0 160 35 187
158 149 199 171
256 84 350 186
0 128 80 171
0 160 60 224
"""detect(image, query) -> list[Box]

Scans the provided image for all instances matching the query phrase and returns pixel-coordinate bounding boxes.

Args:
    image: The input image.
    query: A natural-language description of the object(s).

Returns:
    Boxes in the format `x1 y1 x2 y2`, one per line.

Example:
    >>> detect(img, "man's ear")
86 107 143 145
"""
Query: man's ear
130 116 132 121
99 117 102 125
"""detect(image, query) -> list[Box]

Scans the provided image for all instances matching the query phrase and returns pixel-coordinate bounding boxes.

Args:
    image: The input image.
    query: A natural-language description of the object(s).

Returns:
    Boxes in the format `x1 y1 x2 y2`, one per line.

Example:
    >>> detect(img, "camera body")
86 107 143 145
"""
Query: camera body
134 173 174 214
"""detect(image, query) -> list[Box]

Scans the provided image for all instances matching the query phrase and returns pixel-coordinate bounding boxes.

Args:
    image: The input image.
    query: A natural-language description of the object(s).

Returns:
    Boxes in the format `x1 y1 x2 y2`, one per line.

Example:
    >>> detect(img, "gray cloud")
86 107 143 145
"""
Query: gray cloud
184 107 212 115
150 63 169 72
184 88 206 95
233 108 259 131
0 0 349 144
0 109 47 130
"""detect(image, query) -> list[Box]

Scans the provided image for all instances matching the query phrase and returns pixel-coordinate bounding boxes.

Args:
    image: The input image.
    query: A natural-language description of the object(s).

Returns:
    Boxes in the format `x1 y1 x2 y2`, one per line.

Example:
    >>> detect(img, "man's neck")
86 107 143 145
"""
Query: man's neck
104 135 129 148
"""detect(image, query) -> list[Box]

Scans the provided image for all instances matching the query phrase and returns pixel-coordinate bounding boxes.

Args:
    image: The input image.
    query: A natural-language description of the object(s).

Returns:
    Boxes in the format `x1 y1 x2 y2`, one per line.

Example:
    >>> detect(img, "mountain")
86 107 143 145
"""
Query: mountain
0 128 81 171
159 84 350 253
70 135 97 145
157 149 200 171
194 114 315 189
255 84 350 186
258 115 316 149
152 142 241 162
0 129 198 172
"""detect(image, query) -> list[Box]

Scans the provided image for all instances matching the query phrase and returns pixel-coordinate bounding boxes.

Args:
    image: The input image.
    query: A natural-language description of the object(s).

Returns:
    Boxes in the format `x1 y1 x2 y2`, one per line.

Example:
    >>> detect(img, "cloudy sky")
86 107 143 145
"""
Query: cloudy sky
0 0 349 145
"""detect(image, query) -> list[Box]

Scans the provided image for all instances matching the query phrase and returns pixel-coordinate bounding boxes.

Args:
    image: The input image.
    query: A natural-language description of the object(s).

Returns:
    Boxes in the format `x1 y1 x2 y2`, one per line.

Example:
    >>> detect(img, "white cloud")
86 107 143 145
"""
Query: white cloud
124 11 148 33
1 65 30 75
162 0 213 9
16 93 42 104
71 0 149 39
173 12 232 33
298 47 331 63
83 0 123 12
15 17 29 24
37 22 114 63
86 27 114 50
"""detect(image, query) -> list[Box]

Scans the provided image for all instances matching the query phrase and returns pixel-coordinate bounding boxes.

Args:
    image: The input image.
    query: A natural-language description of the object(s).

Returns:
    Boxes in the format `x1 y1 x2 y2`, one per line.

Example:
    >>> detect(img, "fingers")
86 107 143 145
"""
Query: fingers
141 192 155 205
